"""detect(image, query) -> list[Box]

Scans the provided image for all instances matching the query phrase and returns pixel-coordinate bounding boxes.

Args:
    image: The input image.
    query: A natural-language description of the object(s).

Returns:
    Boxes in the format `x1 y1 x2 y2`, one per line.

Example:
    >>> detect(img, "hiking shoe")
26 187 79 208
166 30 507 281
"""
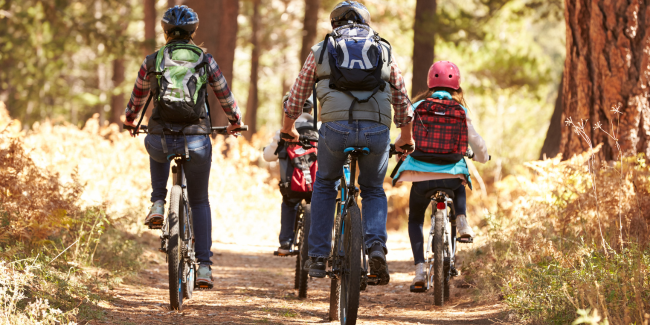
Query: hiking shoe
196 265 213 289
368 242 390 285
456 215 475 238
277 241 291 255
306 257 327 278
144 200 165 229
411 263 426 287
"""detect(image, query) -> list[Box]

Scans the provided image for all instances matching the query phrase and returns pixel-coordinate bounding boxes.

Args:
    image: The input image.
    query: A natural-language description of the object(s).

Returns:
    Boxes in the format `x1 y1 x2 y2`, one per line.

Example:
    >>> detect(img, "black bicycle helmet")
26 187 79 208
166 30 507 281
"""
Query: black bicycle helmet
330 1 371 27
161 5 199 38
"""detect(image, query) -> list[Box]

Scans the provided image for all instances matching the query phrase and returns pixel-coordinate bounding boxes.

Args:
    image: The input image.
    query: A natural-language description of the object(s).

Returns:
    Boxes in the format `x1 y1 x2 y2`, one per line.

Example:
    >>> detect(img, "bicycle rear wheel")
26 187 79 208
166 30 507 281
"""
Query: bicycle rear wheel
167 185 183 310
339 205 362 325
181 196 194 300
432 209 445 306
297 203 311 298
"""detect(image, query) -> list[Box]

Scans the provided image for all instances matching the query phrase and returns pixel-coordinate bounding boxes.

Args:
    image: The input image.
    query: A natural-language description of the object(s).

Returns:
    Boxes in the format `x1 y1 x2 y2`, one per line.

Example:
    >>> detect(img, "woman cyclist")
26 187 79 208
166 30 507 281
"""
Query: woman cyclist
392 61 489 288
123 5 243 288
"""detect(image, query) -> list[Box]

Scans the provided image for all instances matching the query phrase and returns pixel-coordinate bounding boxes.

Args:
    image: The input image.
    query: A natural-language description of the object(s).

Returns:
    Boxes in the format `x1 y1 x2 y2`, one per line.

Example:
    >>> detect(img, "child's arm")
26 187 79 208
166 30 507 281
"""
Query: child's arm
262 131 281 162
467 115 489 163
124 58 150 125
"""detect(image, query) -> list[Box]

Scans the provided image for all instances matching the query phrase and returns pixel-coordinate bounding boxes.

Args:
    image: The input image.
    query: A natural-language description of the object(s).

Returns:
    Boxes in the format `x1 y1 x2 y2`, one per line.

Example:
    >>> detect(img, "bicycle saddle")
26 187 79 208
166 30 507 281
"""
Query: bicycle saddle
425 188 455 200
344 147 370 156
166 153 191 162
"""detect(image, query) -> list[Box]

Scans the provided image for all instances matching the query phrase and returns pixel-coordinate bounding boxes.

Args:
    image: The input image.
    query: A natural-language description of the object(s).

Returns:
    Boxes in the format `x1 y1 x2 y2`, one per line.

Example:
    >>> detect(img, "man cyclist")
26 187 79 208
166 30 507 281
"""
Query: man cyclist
123 5 243 288
281 1 414 285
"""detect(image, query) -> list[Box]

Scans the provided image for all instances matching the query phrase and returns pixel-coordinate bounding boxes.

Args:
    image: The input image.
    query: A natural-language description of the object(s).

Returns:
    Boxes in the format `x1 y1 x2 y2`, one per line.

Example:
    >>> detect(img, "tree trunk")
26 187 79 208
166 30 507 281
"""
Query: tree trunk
561 0 650 160
213 0 240 127
110 59 125 126
300 0 320 64
144 0 157 56
245 0 261 139
411 0 437 97
540 73 564 160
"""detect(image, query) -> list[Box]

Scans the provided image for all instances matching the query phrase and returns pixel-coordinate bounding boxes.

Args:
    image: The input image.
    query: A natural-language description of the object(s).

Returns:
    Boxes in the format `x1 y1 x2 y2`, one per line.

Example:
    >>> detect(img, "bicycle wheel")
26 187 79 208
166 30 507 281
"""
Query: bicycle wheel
167 185 183 310
297 203 311 298
329 201 342 322
443 257 451 302
181 197 194 300
432 209 445 306
329 278 339 321
294 206 302 290
339 205 362 325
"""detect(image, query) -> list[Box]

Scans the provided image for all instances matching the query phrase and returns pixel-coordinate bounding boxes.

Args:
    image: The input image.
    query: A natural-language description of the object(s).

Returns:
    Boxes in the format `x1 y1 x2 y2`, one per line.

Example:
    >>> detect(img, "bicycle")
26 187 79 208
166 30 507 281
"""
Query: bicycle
274 135 318 299
394 146 490 306
324 143 414 325
124 124 247 311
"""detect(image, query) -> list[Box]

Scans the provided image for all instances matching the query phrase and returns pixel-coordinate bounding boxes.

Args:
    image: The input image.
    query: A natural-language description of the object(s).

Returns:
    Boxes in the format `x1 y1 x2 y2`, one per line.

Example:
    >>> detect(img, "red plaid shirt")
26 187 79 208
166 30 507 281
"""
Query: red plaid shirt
284 52 413 128
124 54 241 124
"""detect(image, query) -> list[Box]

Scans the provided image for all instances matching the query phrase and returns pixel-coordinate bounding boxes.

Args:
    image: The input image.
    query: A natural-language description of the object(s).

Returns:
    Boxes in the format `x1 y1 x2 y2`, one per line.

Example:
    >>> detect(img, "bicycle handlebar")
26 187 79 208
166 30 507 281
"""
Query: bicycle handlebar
280 132 318 150
388 144 415 158
123 124 248 135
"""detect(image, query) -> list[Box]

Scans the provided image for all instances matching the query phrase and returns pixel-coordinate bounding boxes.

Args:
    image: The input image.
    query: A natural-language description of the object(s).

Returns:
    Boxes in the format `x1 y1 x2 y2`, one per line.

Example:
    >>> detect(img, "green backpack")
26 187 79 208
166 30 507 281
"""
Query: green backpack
152 43 210 124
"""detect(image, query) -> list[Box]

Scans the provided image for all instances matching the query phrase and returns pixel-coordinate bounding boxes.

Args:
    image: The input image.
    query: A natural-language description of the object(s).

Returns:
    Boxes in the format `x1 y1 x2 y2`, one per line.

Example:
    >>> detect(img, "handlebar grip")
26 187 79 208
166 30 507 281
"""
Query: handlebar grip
280 132 296 140
238 125 249 131
489 155 492 161
399 144 415 151
123 124 135 130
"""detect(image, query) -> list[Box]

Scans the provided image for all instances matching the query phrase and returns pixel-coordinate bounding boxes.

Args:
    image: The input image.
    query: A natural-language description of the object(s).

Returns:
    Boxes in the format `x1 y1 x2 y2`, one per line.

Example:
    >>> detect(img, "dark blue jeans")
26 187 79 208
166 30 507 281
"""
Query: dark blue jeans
408 179 466 265
279 196 302 244
308 121 390 258
145 134 213 265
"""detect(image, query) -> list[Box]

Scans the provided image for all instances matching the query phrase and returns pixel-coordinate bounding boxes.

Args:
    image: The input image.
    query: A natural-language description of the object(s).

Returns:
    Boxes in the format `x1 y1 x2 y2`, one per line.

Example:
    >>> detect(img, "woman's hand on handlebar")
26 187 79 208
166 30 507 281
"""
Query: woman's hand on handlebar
280 124 300 142
124 120 140 138
227 121 244 137
394 136 415 158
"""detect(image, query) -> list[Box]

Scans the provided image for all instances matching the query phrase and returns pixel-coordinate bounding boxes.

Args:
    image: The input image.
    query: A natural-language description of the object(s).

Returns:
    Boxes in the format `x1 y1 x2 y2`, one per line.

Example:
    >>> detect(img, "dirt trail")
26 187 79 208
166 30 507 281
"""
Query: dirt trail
87 232 506 325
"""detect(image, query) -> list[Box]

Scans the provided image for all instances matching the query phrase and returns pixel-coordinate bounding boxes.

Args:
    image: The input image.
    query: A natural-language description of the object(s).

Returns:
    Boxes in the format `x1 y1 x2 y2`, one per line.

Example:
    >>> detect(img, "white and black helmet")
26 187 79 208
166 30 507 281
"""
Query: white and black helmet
161 5 199 38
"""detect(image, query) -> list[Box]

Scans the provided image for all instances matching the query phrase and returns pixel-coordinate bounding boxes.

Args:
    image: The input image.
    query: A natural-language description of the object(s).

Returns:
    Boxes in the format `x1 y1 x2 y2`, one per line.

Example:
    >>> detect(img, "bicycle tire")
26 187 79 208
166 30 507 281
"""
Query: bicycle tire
298 203 311 298
443 257 451 302
181 196 194 300
329 278 339 321
432 209 445 306
294 206 302 290
168 185 183 310
339 205 362 325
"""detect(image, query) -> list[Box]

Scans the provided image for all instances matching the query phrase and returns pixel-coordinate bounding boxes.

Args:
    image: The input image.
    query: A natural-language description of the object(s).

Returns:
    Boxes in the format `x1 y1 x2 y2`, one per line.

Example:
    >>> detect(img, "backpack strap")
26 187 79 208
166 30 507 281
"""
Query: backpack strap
312 81 318 130
318 34 332 65
341 85 382 124
135 93 153 131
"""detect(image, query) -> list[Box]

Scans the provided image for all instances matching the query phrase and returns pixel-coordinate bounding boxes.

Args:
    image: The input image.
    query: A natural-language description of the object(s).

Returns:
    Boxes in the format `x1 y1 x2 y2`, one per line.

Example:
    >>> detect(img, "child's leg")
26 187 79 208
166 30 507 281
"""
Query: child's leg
453 185 467 217
408 182 433 265
279 196 302 244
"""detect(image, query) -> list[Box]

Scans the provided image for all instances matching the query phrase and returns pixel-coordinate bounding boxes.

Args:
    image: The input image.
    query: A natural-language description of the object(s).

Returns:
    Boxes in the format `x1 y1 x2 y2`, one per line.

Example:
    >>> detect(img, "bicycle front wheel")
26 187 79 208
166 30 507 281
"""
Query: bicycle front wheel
167 185 183 310
432 209 445 306
338 205 362 325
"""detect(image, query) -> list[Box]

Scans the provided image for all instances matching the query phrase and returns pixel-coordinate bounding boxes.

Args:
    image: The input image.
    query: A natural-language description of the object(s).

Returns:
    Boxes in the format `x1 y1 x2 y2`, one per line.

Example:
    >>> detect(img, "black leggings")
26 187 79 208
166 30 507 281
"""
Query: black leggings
407 179 466 265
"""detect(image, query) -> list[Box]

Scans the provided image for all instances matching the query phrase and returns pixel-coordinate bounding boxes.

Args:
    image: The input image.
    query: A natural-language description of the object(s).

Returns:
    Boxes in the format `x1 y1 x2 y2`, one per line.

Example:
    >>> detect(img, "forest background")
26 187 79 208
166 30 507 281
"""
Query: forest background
2 0 649 325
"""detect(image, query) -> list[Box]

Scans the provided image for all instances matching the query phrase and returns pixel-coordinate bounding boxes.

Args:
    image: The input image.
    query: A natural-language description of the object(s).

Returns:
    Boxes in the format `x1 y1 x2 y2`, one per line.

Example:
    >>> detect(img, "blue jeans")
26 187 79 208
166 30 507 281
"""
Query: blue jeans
308 121 390 258
407 178 466 265
279 196 302 244
145 134 214 265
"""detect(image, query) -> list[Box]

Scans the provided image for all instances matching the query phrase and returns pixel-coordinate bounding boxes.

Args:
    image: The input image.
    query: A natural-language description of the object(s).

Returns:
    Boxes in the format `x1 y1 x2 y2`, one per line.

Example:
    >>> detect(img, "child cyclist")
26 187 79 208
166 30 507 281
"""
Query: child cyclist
263 93 318 254
123 5 243 288
392 61 489 288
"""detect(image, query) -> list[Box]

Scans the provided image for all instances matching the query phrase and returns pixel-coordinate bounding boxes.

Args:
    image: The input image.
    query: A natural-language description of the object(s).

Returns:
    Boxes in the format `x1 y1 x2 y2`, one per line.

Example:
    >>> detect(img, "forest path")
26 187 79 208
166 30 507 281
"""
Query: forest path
87 233 506 324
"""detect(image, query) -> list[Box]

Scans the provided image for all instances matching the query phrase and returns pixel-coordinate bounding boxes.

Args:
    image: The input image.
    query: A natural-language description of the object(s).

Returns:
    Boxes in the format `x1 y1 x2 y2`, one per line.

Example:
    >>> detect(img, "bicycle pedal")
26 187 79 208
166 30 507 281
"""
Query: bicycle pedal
410 285 427 293
158 248 166 253
457 237 473 244
366 274 380 285
148 223 163 230
273 250 299 257
197 283 213 290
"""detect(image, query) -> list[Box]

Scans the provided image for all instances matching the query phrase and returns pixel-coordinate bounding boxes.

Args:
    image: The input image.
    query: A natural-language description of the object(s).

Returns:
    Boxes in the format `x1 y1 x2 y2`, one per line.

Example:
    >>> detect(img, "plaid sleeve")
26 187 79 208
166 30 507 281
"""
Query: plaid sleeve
285 52 317 120
124 59 150 123
206 54 242 124
389 59 414 128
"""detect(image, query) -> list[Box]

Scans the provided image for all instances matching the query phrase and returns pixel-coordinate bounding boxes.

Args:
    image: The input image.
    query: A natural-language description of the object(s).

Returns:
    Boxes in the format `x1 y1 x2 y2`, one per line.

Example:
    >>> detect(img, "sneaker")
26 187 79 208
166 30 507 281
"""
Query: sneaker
368 242 390 285
277 241 291 255
196 265 213 288
145 200 165 229
307 257 327 278
456 215 475 238
411 263 426 287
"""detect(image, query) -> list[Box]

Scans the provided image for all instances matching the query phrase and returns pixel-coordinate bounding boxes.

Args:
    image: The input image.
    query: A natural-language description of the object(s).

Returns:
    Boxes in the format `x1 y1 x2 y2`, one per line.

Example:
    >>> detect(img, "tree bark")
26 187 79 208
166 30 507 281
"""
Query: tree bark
144 0 157 56
300 0 320 64
110 59 125 126
213 0 240 127
245 0 261 139
540 73 564 160
561 0 650 160
411 0 437 97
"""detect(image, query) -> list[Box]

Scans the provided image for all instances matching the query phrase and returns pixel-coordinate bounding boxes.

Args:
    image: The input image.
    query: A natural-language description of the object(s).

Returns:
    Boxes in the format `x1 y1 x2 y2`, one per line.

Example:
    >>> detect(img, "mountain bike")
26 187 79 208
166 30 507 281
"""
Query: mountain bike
397 147 490 306
274 135 318 299
124 124 247 311
325 144 414 325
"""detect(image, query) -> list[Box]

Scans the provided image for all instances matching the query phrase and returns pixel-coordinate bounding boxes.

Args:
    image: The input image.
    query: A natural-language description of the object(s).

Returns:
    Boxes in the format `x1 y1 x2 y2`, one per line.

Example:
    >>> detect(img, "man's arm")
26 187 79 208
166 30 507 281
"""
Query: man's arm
389 59 415 153
281 52 318 141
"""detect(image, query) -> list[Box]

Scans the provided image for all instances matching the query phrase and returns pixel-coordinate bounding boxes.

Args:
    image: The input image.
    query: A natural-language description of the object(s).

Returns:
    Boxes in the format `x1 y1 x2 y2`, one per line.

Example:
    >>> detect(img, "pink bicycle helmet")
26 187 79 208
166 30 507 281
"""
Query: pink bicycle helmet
427 61 461 90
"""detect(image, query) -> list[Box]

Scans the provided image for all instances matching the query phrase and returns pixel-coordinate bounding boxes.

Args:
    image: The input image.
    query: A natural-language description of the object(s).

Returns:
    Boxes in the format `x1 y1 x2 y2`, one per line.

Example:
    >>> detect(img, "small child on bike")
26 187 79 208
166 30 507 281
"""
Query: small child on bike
263 93 318 255
122 5 243 288
392 61 489 288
